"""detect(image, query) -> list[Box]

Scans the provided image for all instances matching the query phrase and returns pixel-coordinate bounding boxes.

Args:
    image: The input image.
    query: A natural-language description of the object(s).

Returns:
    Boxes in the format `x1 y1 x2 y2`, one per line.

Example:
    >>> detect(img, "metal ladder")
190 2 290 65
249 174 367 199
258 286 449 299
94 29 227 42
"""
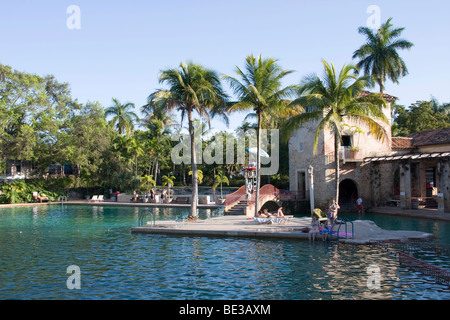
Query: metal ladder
331 217 354 242
138 208 155 227
58 195 68 204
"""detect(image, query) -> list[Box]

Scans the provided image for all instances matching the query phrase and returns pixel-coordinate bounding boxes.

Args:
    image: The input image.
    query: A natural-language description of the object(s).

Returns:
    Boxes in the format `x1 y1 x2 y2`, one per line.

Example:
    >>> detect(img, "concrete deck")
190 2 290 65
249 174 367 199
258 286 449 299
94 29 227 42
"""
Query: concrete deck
131 215 433 244
0 199 222 209
369 206 450 222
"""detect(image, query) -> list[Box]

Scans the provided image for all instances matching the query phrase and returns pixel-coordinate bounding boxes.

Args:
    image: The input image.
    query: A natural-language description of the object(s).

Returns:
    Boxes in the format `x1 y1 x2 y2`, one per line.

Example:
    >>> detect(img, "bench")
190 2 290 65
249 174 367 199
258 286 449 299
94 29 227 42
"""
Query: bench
174 197 190 204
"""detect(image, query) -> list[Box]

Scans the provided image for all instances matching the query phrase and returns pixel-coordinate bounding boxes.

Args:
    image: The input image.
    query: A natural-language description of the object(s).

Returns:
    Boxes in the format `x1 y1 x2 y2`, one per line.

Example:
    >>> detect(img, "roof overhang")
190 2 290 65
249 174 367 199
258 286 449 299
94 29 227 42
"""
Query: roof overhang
363 152 450 163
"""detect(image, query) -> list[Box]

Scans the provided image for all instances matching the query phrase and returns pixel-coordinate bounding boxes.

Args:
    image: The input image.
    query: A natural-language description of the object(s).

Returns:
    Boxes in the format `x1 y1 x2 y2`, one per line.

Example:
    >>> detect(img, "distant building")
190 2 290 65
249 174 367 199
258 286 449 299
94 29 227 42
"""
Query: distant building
288 93 450 213
0 161 78 181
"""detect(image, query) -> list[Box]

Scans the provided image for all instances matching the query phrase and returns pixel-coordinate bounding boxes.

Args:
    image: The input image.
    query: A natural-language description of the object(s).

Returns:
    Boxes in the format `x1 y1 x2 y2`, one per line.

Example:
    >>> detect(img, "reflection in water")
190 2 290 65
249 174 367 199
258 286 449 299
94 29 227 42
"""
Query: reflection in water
0 205 449 299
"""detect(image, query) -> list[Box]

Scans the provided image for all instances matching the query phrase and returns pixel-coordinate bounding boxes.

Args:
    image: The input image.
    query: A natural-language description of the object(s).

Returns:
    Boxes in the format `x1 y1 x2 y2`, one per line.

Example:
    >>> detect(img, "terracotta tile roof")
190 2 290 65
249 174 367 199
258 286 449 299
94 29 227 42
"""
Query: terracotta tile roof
360 90 398 102
408 127 450 147
392 137 413 149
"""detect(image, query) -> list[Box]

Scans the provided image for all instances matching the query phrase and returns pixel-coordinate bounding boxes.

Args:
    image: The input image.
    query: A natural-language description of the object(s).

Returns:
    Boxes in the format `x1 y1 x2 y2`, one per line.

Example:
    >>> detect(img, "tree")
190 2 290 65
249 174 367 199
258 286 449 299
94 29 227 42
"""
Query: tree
352 18 413 93
104 98 139 136
285 60 388 208
189 169 203 184
141 99 175 185
392 100 450 135
212 170 229 201
148 62 228 217
140 174 155 194
161 174 176 201
223 54 295 216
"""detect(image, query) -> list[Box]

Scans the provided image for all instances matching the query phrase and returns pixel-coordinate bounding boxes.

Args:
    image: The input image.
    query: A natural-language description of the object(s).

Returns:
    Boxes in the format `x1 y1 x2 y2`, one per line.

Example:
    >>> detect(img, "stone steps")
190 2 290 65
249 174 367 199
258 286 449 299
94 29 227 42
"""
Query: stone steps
225 200 248 215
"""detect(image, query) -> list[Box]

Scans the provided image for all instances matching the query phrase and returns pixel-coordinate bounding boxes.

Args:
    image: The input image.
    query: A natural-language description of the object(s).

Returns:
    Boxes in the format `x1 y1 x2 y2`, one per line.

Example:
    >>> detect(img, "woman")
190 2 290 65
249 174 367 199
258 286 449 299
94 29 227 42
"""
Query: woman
309 215 320 242
328 200 339 224
275 207 285 217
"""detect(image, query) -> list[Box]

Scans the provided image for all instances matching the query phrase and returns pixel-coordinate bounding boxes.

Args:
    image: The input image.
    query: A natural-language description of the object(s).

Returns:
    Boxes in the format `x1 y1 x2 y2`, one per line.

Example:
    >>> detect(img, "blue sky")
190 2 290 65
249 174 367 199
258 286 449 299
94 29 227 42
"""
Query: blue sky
1 0 449 133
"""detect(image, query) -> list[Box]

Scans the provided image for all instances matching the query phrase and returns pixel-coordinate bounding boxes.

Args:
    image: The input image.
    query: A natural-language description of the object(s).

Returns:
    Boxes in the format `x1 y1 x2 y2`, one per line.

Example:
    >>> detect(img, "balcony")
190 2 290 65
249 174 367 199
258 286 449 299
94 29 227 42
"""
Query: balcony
340 146 363 163
325 147 363 164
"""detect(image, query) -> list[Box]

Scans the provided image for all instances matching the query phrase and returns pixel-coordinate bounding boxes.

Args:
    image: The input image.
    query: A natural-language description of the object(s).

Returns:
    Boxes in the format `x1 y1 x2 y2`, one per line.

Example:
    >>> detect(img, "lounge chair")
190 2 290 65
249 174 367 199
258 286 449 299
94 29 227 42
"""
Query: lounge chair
313 208 328 222
98 195 104 202
89 195 98 202
253 217 284 224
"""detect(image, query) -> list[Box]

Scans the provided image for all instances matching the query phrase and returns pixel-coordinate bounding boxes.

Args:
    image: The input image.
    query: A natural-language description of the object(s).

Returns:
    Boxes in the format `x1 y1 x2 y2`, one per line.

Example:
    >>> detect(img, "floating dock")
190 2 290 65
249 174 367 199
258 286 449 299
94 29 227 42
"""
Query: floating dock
131 216 433 244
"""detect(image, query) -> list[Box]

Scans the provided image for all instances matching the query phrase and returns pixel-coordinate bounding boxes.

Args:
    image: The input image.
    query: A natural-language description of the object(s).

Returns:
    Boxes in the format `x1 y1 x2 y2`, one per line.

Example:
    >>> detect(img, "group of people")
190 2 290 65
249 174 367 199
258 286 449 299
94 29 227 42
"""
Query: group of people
308 199 340 242
256 207 285 219
132 188 167 203
308 196 363 242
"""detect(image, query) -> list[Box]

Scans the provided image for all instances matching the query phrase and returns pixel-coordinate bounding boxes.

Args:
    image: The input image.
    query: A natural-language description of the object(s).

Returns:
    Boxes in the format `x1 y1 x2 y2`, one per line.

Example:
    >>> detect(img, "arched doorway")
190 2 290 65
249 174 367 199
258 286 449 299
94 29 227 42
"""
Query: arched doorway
339 179 358 212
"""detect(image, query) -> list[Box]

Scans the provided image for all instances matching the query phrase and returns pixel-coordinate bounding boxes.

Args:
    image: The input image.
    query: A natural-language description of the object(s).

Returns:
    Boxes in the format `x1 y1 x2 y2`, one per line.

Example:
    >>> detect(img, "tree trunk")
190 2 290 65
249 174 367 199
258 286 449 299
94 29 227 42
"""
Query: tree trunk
153 154 159 186
188 110 198 218
334 132 340 206
255 111 261 217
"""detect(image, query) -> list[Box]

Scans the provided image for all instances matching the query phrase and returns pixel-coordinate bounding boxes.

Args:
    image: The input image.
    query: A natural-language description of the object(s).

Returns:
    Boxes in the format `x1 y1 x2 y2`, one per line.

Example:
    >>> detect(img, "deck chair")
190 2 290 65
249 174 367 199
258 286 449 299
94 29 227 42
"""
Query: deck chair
89 195 98 202
253 217 283 224
313 208 328 222
97 195 104 202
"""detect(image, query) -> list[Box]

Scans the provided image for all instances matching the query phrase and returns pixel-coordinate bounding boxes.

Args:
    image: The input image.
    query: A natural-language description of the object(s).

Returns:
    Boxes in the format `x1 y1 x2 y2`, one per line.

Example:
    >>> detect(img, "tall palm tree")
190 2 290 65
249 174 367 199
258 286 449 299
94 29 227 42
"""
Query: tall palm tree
352 17 414 93
104 98 139 136
148 62 228 217
141 100 175 185
223 54 295 216
285 60 389 207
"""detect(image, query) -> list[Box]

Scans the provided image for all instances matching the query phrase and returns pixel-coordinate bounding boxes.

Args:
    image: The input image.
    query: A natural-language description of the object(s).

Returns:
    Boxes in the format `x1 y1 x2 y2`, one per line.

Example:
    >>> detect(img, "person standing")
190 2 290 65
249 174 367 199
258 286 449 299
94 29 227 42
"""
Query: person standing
356 196 363 215
328 200 339 225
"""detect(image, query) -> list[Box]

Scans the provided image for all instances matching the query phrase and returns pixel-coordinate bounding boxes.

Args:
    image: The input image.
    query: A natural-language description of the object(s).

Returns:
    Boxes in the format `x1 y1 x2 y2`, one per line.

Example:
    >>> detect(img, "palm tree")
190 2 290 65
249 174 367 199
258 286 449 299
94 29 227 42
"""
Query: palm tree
285 59 389 207
141 101 175 185
352 17 414 93
140 174 155 194
212 170 229 202
189 169 203 184
104 98 139 136
161 174 176 202
223 54 295 216
148 62 228 217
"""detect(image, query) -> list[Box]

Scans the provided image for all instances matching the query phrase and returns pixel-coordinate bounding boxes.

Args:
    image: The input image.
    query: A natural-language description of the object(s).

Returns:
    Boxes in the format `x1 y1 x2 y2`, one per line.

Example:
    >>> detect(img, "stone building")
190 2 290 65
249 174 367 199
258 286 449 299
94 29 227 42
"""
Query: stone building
288 93 450 213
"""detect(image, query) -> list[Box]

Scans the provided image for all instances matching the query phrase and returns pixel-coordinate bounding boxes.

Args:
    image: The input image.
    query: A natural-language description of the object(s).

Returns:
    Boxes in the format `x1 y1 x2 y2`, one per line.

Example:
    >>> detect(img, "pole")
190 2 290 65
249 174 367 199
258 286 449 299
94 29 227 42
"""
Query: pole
308 165 314 215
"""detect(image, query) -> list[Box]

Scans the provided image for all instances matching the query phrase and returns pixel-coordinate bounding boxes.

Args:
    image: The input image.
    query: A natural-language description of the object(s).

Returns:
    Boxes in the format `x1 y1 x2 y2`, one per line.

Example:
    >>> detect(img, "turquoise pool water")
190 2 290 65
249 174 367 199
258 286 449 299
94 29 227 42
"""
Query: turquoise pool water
339 211 450 244
0 205 449 300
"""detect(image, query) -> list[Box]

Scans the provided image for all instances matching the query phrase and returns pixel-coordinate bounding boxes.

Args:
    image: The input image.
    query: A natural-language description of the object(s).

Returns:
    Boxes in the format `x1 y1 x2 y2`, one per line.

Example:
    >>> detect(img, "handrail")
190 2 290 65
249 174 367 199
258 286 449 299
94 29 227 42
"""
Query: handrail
247 184 280 206
138 209 155 227
58 195 68 204
335 217 354 241
224 185 247 208
225 184 281 213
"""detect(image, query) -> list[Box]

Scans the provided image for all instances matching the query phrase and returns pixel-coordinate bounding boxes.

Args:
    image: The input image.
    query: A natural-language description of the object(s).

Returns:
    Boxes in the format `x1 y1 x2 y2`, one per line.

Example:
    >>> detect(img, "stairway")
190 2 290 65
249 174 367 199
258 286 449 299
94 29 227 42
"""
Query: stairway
225 200 248 215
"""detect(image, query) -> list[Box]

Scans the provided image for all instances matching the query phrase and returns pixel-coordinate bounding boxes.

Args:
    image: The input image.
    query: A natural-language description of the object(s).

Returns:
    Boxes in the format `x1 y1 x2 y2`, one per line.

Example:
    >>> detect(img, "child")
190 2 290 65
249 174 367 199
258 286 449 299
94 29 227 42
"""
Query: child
321 220 330 241
356 196 363 215
309 215 320 242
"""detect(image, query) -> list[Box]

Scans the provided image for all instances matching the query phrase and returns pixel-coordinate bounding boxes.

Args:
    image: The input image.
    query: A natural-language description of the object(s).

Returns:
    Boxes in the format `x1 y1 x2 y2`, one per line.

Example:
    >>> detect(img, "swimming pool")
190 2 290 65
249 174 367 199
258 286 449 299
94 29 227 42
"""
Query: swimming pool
0 205 449 300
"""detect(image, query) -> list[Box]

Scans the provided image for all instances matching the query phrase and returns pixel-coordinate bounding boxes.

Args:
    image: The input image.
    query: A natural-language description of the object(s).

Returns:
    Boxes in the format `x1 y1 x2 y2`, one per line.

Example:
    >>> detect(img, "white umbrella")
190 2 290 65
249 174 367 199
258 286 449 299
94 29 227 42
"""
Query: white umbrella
246 147 270 158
